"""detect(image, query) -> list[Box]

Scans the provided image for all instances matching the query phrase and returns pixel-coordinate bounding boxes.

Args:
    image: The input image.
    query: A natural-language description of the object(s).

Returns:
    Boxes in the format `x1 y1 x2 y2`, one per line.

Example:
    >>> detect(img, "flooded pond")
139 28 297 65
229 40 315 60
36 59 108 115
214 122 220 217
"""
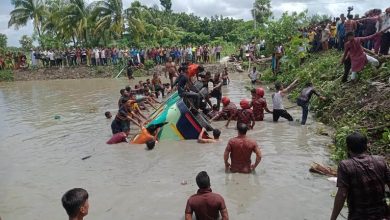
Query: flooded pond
0 73 340 219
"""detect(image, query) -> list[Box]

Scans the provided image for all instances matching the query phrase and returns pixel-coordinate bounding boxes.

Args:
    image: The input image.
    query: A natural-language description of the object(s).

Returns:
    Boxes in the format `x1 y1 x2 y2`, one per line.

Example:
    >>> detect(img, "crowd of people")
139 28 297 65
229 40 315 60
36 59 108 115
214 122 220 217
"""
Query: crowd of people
0 44 224 71
29 5 389 220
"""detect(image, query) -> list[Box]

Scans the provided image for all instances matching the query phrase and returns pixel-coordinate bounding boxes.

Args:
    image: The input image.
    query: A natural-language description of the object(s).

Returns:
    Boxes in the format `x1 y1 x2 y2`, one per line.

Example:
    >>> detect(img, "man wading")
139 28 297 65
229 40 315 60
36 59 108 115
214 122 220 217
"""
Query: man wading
185 171 229 220
224 123 262 174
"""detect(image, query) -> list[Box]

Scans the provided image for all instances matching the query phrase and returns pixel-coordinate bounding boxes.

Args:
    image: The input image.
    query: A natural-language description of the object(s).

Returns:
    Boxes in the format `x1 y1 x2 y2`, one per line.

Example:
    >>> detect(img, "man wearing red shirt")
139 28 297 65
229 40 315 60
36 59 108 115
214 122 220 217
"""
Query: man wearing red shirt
251 88 272 121
224 123 262 174
185 171 229 220
341 27 390 81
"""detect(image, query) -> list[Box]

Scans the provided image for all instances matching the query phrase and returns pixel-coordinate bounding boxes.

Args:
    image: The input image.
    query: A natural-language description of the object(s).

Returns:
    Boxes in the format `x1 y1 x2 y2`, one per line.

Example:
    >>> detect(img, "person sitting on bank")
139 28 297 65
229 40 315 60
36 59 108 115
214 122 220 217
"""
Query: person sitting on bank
224 123 262 174
330 132 390 220
198 127 221 144
296 82 326 125
185 171 229 220
61 188 89 220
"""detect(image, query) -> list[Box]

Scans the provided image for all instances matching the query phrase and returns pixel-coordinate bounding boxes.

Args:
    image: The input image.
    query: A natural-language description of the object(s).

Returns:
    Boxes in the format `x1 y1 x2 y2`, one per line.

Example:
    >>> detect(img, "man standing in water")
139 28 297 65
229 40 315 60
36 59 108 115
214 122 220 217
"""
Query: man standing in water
272 79 298 122
165 57 177 87
185 171 229 220
330 132 390 220
62 188 89 220
296 82 326 125
224 123 262 174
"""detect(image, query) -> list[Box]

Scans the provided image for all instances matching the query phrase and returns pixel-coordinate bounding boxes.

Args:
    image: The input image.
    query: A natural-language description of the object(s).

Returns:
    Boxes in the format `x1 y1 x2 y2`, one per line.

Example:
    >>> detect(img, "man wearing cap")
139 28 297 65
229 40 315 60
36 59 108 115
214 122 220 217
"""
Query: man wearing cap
185 171 229 220
224 123 262 174
225 99 255 129
251 88 272 121
211 97 237 121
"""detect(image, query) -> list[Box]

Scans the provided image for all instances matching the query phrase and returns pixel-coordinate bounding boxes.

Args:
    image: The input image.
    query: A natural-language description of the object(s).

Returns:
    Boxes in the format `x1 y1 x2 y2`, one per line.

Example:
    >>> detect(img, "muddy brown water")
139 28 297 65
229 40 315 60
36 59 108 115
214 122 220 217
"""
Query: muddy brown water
0 73 344 219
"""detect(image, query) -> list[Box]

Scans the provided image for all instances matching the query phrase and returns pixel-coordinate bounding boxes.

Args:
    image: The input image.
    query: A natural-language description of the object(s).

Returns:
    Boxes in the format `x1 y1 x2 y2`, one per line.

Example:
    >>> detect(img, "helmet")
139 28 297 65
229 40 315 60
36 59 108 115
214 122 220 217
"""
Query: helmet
221 97 230 106
240 99 251 109
256 88 265 97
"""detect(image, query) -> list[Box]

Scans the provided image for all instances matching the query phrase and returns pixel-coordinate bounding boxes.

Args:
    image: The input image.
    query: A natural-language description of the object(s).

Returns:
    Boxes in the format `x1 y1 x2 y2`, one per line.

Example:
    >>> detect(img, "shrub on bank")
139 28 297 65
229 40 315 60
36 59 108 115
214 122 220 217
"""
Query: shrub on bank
0 69 14 81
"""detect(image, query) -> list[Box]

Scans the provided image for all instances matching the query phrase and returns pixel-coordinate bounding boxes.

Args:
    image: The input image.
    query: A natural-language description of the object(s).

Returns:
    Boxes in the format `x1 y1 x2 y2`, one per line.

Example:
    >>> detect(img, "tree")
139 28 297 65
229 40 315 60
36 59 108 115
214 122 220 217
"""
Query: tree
0 34 7 49
63 0 93 45
252 0 272 25
8 0 46 38
19 35 33 50
160 0 172 12
93 0 125 39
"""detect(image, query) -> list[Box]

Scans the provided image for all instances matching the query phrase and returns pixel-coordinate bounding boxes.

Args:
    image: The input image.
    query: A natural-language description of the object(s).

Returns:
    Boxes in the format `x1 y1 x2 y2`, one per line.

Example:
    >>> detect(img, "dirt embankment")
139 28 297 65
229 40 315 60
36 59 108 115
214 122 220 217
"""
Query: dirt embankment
11 63 239 81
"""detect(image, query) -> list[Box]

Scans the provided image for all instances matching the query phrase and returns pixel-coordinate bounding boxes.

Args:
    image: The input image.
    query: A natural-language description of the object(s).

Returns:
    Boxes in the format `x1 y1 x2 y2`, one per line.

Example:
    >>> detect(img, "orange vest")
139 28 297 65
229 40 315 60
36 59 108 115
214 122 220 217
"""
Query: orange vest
188 64 199 77
131 127 154 144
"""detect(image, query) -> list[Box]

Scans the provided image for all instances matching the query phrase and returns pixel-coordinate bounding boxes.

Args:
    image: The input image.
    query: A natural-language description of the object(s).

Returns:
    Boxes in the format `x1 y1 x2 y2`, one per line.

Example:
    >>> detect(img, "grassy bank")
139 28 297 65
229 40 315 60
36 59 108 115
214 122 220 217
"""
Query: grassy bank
262 50 390 162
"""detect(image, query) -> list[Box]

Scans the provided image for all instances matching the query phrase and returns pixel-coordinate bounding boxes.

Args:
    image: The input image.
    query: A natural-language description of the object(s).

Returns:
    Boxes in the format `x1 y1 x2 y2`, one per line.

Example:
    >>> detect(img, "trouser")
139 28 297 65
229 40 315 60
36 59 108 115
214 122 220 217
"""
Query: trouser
273 109 293 122
338 36 345 51
351 54 379 80
322 41 329 51
182 91 201 109
216 52 221 61
379 32 390 55
297 99 309 125
111 119 129 135
342 57 351 83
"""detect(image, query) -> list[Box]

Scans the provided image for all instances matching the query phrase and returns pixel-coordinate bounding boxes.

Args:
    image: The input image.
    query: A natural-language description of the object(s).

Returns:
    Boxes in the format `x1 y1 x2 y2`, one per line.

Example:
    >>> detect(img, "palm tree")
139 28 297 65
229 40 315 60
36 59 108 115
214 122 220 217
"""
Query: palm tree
251 0 272 25
93 0 125 39
8 0 46 38
62 0 93 45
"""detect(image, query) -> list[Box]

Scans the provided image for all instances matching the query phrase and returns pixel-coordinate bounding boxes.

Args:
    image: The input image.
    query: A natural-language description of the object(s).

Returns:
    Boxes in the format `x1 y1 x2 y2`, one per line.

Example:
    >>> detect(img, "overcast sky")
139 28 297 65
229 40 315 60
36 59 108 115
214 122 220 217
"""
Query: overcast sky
0 0 387 46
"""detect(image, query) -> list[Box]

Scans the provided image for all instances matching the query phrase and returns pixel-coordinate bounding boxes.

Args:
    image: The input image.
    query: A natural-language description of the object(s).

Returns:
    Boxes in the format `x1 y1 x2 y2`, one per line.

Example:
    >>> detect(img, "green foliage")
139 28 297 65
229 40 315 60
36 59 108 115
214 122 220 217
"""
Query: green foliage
0 69 14 81
0 33 7 49
19 35 33 51
261 11 307 55
159 0 171 12
144 59 155 70
252 0 272 25
263 50 390 162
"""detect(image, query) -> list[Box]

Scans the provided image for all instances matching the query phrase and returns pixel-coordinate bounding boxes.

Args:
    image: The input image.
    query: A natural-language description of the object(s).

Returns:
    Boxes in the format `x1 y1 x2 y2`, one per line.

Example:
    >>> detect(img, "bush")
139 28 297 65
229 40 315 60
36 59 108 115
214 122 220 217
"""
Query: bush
0 69 14 81
144 60 155 70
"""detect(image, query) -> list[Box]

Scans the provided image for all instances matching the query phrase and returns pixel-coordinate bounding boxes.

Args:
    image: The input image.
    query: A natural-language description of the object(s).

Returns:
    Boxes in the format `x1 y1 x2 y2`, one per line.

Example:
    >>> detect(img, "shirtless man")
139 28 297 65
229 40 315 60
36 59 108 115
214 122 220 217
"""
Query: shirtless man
198 127 221 144
224 123 262 174
165 57 177 87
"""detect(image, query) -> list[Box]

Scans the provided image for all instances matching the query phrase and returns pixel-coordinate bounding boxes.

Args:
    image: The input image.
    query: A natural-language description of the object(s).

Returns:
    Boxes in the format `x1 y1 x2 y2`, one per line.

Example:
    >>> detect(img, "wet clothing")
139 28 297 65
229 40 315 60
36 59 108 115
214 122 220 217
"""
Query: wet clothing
235 109 254 128
272 91 284 110
272 91 293 122
225 136 259 173
173 73 188 96
297 87 320 104
111 105 131 134
337 154 390 220
296 86 321 125
185 188 226 220
272 109 293 122
207 110 220 119
106 132 127 144
249 70 259 84
209 78 222 100
131 127 154 144
215 103 237 120
252 97 268 121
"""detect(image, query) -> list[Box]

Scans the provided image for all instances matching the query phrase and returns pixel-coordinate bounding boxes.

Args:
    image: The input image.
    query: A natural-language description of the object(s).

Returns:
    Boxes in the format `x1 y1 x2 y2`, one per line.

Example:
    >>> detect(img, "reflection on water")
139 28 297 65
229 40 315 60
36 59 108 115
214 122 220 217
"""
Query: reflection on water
0 74 337 219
